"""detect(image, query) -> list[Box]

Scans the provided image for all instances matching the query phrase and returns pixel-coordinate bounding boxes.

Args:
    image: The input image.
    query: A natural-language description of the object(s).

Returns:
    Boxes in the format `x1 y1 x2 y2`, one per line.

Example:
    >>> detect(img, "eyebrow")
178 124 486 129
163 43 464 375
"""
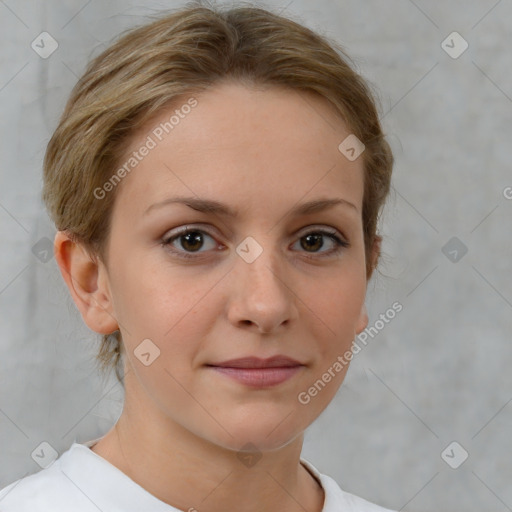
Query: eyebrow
144 196 358 217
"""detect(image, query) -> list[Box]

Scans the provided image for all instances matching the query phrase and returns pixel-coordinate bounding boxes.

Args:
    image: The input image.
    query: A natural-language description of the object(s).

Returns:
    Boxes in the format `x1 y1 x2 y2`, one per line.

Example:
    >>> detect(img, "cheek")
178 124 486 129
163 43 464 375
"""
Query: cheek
111 257 217 352
112 251 178 318
114 270 208 392
303 271 365 321
301 272 366 353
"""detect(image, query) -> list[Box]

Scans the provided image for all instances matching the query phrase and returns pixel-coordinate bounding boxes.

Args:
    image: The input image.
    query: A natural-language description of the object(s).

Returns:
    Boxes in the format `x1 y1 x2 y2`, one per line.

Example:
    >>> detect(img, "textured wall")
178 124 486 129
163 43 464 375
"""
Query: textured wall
1 1 511 511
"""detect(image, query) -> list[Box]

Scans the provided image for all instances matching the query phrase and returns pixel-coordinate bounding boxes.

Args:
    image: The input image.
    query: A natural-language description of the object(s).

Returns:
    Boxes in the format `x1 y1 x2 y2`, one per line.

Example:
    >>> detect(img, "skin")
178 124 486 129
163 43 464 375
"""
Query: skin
55 81 380 512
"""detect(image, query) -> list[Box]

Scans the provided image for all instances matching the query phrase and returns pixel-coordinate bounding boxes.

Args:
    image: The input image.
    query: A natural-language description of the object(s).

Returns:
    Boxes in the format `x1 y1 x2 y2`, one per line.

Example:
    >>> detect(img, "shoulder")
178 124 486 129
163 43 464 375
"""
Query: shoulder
0 458 72 511
0 442 100 512
300 458 397 512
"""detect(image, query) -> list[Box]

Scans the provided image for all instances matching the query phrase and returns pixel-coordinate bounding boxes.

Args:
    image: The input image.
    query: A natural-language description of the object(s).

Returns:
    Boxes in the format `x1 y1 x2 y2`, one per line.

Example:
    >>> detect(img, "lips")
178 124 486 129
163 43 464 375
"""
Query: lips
206 355 304 369
206 355 306 387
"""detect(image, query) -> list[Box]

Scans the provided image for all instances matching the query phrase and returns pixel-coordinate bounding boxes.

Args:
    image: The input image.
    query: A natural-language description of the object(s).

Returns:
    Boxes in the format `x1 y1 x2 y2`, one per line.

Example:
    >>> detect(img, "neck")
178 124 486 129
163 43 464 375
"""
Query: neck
90 372 324 512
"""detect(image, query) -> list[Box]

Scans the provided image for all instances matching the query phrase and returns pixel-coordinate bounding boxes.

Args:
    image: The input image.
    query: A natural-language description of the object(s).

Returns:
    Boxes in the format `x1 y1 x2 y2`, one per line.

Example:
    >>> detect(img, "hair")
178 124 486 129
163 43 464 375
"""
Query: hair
42 1 394 386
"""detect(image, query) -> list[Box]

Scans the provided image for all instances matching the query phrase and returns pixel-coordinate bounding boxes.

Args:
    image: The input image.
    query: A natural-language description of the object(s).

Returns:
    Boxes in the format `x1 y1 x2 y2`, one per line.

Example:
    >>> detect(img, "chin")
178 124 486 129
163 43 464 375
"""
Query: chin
204 417 305 454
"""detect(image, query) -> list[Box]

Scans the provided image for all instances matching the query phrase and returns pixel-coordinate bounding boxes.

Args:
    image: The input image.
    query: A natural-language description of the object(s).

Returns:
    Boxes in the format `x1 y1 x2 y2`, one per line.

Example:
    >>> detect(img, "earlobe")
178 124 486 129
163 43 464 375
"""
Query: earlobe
365 234 382 282
53 231 118 335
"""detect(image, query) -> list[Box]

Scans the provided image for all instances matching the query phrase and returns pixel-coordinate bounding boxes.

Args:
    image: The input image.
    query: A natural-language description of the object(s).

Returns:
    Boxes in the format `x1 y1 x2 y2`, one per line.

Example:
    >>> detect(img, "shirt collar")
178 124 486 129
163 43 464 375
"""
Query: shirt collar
64 440 338 512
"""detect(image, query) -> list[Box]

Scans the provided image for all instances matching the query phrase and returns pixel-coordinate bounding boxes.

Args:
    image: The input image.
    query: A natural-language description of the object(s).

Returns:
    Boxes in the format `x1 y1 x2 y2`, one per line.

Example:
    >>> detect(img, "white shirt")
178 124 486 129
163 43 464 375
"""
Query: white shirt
0 438 396 511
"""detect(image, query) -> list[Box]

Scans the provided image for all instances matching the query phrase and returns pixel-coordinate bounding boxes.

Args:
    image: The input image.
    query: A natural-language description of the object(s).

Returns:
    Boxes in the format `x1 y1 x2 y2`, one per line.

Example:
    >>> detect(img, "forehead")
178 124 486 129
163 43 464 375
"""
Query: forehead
112 81 364 220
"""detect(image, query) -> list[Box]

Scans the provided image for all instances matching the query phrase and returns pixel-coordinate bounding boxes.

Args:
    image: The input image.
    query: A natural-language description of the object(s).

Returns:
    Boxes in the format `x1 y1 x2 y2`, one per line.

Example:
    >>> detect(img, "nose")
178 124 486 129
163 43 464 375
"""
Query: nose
226 240 297 335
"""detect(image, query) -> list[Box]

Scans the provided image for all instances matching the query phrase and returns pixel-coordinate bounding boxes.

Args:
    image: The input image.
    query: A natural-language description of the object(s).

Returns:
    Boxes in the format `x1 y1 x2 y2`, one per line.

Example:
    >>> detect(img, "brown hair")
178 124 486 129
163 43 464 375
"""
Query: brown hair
42 1 394 385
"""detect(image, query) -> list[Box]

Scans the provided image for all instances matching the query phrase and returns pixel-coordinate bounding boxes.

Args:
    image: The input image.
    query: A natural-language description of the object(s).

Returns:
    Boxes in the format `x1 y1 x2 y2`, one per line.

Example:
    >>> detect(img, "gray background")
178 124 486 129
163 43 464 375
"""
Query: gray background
1 1 511 511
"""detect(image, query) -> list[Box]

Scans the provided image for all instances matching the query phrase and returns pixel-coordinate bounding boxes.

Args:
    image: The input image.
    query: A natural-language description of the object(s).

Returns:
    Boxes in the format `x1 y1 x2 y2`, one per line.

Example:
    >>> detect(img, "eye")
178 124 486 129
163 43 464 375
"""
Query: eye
161 225 350 261
291 227 350 258
161 226 220 259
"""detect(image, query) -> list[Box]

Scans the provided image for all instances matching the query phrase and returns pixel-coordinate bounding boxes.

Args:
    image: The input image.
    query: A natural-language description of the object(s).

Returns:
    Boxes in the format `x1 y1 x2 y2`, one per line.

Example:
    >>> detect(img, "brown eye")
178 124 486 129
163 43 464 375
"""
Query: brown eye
162 227 218 259
301 233 324 252
178 231 204 252
292 229 349 258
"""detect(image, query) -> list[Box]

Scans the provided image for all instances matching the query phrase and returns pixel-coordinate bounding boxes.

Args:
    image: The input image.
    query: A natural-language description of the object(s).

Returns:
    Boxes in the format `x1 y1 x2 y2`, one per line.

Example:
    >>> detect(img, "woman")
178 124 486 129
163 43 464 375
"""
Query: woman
0 3 395 511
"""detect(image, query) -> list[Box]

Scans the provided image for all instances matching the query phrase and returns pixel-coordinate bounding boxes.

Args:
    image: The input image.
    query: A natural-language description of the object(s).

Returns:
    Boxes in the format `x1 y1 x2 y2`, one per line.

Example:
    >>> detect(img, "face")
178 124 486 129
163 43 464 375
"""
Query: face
96 81 372 452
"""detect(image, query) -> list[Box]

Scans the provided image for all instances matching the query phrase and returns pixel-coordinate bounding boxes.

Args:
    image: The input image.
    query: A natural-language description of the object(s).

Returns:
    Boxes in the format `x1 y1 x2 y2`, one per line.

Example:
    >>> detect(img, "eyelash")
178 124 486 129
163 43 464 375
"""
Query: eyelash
161 225 350 260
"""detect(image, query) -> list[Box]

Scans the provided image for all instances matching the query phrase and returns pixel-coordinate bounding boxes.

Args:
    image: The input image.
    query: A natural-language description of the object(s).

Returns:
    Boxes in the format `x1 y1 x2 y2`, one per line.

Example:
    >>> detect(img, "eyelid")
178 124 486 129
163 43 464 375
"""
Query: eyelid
162 224 222 245
296 223 344 238
163 223 347 241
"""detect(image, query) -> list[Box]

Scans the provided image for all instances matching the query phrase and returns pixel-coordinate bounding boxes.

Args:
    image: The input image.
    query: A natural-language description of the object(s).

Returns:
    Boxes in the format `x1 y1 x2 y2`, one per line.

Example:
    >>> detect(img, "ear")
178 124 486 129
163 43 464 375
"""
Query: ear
355 302 369 336
355 235 382 334
53 231 118 335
